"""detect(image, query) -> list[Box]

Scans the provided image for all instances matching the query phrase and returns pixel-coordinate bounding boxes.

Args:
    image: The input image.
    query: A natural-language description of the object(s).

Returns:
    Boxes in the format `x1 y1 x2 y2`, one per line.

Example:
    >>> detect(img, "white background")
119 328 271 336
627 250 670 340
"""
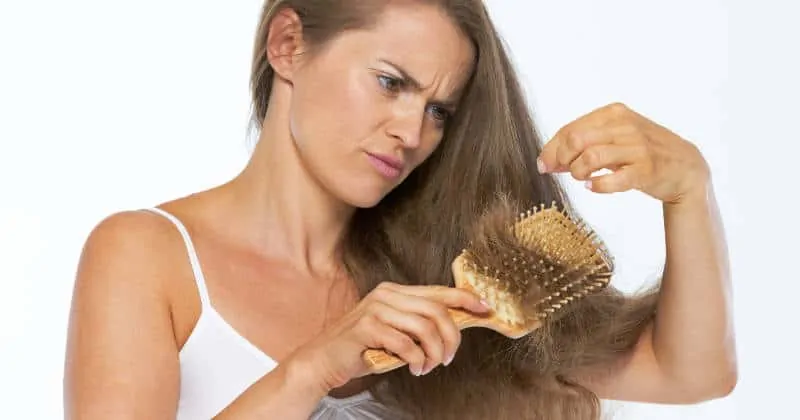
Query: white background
0 0 795 418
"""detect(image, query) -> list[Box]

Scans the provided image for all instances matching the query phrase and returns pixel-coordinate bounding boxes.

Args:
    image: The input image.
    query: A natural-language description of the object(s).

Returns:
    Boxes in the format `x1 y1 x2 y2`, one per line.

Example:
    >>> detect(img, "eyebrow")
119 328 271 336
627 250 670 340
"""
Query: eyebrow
378 59 460 111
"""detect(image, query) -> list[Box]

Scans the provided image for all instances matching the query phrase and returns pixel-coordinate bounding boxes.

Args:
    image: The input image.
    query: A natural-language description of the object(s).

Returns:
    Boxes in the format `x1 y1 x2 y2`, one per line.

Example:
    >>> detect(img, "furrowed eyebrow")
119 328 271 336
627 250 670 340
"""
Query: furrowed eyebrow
378 58 460 110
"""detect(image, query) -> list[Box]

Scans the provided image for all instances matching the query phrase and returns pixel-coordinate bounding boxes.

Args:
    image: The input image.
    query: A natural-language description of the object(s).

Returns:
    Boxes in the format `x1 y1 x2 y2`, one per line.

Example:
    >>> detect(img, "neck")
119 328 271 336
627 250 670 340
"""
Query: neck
221 89 355 276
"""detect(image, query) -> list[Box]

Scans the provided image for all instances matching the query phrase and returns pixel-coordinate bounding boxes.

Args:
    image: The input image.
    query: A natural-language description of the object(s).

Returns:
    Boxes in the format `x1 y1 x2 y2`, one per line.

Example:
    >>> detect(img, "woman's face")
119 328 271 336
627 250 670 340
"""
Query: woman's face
287 3 475 208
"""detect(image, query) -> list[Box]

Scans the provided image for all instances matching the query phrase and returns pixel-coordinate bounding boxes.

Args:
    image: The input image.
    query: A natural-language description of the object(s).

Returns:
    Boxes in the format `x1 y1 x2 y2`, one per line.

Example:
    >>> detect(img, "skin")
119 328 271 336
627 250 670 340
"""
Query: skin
539 105 737 403
63 3 737 419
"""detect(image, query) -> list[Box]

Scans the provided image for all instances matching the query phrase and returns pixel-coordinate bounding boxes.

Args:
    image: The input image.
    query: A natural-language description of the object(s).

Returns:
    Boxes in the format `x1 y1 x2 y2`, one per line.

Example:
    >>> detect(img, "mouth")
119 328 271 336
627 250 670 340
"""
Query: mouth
366 152 405 180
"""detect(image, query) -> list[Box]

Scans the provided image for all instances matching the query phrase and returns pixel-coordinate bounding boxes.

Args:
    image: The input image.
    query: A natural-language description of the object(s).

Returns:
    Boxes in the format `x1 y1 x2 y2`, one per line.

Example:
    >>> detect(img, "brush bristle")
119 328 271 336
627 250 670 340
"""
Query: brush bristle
460 198 613 327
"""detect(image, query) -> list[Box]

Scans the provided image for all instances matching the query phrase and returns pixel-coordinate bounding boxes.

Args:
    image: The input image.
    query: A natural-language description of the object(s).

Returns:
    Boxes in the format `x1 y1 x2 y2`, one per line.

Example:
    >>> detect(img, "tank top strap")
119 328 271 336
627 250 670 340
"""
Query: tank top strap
143 207 212 307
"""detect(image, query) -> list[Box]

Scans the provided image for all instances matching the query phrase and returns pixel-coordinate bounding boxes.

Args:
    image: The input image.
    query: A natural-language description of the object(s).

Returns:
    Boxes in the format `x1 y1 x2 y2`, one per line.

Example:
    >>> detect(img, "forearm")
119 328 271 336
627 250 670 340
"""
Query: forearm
653 179 737 395
214 358 328 419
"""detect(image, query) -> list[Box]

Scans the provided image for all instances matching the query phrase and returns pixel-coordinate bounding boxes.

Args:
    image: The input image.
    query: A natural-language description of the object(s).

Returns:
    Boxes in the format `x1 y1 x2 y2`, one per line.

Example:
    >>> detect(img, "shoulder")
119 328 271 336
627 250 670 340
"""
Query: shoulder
84 209 178 249
65 209 187 417
75 208 186 299
80 209 182 266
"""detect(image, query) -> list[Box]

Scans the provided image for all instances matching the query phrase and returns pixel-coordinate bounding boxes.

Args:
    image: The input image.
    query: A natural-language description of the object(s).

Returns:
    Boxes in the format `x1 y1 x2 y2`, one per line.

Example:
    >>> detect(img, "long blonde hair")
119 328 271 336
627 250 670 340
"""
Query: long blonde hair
250 1 659 418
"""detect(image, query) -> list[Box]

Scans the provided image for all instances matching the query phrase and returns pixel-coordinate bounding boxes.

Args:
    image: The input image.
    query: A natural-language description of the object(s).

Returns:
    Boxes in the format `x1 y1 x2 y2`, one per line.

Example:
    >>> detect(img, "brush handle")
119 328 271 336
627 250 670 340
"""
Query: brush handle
361 308 489 375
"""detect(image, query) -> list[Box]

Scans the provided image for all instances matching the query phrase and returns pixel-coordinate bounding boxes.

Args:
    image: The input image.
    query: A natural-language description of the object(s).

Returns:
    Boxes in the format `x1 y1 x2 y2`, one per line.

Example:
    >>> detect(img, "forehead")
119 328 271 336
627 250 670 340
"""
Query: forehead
341 4 476 91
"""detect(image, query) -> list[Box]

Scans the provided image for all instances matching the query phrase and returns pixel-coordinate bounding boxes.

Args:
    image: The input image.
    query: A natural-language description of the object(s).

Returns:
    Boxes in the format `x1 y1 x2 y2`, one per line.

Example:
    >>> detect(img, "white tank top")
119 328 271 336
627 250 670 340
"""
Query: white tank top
145 208 398 419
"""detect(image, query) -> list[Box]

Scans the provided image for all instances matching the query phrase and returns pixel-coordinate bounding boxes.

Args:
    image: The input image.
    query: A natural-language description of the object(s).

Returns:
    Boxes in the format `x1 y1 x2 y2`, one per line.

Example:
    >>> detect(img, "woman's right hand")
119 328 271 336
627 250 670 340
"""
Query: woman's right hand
286 282 491 393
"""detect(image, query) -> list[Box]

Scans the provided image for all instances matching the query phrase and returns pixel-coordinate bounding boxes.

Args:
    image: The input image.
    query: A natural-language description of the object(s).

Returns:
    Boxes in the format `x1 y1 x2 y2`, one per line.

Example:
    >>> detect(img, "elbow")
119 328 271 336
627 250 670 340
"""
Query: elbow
706 357 739 401
705 370 738 401
676 366 738 404
714 368 739 399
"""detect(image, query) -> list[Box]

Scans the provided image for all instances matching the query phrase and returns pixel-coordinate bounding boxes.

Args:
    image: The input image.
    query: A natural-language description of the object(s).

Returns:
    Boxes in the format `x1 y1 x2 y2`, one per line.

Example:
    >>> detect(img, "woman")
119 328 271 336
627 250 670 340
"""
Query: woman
63 0 737 419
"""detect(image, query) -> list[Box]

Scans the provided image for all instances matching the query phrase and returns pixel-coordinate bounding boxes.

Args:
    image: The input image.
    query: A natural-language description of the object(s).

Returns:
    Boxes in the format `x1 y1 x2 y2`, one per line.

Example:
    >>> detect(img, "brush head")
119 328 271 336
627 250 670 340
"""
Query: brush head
452 200 613 338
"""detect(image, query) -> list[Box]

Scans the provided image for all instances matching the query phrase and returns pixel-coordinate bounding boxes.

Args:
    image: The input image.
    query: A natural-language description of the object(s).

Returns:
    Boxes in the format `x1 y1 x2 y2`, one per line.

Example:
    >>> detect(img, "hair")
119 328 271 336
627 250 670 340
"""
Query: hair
249 1 660 419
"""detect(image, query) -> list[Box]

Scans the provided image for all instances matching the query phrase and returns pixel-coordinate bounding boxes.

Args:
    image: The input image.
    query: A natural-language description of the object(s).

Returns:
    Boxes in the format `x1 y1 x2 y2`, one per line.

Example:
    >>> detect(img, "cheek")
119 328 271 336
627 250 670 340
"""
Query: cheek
290 70 379 152
412 134 444 167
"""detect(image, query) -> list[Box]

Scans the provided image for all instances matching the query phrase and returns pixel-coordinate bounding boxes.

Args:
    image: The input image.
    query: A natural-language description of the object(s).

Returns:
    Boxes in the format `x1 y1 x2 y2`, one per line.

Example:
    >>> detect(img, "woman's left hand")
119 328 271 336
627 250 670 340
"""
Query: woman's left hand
537 102 710 205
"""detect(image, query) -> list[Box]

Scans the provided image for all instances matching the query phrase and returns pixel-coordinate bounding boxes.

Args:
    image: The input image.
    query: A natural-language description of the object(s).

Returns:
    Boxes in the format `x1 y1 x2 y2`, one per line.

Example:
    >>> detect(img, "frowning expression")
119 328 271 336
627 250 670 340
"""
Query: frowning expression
287 3 476 208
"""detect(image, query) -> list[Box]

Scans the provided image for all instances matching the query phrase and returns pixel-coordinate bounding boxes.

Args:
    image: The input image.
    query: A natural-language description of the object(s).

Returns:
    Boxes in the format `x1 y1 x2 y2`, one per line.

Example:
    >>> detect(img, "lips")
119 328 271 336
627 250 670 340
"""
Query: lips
366 152 405 179
368 153 404 171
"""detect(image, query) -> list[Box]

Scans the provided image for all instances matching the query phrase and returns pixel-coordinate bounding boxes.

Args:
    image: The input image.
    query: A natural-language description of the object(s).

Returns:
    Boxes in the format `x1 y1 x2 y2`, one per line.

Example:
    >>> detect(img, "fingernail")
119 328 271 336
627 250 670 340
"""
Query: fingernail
412 366 423 376
585 180 592 190
537 158 547 174
444 354 454 366
480 299 491 309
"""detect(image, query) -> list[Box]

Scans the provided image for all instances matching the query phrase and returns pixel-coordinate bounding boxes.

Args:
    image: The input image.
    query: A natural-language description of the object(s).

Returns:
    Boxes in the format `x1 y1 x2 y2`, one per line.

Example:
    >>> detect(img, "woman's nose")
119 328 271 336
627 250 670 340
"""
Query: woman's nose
385 101 426 149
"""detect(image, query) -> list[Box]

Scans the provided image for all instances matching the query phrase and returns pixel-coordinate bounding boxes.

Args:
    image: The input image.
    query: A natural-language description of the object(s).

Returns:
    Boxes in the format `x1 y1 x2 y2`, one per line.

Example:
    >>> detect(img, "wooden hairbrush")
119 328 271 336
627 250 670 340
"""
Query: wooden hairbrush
362 200 614 374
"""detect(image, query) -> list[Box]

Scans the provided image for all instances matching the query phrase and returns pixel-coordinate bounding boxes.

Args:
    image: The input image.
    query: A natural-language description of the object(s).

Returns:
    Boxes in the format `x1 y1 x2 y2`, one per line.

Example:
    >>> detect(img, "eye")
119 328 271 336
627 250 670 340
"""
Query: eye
377 74 403 93
427 105 451 124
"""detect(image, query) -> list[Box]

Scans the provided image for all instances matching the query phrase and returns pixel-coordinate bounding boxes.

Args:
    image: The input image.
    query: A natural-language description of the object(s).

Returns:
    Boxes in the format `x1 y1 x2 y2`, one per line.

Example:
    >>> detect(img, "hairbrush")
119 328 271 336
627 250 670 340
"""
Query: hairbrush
362 200 614 374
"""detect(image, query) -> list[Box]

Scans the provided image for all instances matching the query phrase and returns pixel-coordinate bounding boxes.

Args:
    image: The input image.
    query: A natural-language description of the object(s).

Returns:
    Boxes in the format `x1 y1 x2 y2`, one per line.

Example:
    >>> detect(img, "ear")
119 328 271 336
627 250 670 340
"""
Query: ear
266 8 305 82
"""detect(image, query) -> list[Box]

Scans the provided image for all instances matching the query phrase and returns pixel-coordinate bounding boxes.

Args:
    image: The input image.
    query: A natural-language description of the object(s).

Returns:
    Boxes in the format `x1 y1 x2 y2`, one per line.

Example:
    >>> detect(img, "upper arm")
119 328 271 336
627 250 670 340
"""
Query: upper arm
64 211 181 419
572 324 673 403
574 321 736 405
575 323 698 405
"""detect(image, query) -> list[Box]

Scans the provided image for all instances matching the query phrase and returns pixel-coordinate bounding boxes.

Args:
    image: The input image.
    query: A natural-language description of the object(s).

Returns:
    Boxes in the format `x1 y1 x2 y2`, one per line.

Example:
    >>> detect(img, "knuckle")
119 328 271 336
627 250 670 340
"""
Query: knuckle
593 176 612 192
359 311 380 331
583 148 602 167
393 335 415 353
608 102 629 116
396 336 416 353
419 320 439 338
566 130 582 150
434 285 454 295
433 304 451 321
570 165 588 181
375 281 394 292
552 126 568 143
363 301 386 320
370 290 386 302
370 286 391 301
621 172 636 188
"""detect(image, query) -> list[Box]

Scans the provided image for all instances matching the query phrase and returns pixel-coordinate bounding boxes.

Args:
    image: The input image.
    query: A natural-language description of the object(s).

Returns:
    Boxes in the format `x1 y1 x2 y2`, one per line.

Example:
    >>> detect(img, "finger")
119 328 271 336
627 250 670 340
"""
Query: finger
384 290 465 367
539 103 633 173
373 284 487 366
369 320 427 376
585 165 640 194
540 123 612 174
370 301 447 374
394 284 490 315
554 129 617 173
568 144 639 181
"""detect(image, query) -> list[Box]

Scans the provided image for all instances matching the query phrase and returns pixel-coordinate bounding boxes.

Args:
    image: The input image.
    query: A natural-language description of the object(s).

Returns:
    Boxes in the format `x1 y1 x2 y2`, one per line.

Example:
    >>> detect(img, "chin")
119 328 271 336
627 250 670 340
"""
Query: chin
320 163 409 209
333 180 397 209
338 190 388 209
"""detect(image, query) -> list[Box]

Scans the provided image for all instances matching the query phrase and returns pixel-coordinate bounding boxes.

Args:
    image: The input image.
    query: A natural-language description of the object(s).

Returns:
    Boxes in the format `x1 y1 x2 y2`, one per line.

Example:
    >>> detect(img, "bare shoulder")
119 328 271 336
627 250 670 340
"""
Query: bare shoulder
74 209 186 301
64 209 187 419
82 209 180 260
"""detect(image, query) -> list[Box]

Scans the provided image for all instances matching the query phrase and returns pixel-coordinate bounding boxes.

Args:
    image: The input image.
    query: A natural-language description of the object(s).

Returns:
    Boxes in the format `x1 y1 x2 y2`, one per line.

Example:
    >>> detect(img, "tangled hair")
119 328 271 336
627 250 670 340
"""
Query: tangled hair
250 1 660 418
